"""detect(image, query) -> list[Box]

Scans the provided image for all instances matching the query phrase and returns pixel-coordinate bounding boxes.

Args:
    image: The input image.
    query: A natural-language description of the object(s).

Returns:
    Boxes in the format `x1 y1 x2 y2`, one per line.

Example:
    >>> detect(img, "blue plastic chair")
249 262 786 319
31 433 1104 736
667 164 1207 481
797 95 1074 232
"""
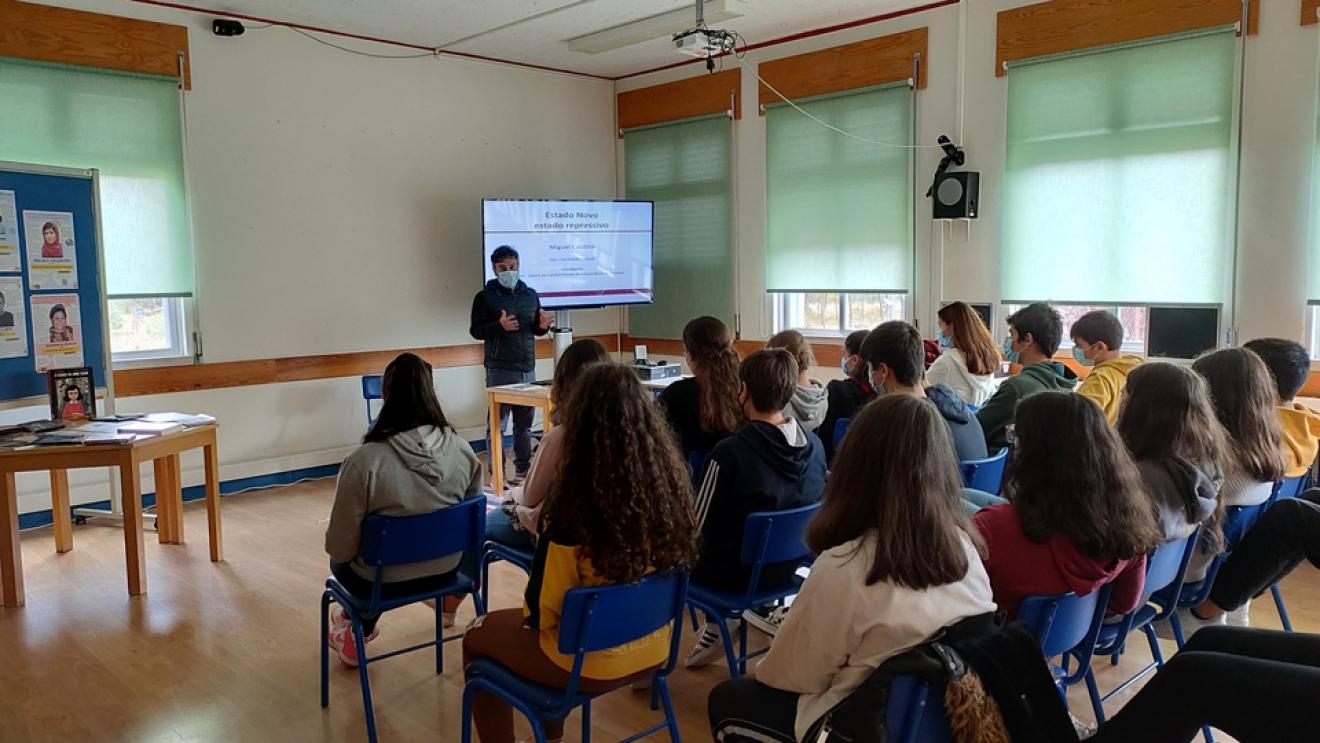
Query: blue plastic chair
688 450 711 490
1083 531 1199 722
833 417 854 449
1018 583 1113 709
1267 474 1308 631
960 449 1009 495
686 502 821 677
320 497 487 743
361 375 383 427
886 677 954 743
481 539 534 602
461 573 688 743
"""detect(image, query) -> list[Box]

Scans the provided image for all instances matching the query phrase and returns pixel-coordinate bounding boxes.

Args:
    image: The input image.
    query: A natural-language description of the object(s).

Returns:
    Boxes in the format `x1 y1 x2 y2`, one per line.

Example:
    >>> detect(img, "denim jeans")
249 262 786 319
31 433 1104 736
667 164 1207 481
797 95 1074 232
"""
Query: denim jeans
485 367 537 475
961 487 1008 517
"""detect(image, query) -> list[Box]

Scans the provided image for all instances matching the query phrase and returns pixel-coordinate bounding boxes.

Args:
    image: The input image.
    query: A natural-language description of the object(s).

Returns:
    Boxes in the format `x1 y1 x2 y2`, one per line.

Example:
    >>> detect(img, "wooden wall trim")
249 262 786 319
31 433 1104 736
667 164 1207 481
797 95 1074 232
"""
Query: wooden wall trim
757 28 928 111
1305 0 1319 26
113 335 622 397
617 69 740 136
0 0 191 88
997 0 1259 77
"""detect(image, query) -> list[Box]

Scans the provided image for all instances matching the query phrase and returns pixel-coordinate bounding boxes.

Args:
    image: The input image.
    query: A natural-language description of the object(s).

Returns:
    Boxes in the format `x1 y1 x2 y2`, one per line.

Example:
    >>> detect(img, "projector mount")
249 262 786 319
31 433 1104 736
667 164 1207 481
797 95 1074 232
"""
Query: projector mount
673 0 739 72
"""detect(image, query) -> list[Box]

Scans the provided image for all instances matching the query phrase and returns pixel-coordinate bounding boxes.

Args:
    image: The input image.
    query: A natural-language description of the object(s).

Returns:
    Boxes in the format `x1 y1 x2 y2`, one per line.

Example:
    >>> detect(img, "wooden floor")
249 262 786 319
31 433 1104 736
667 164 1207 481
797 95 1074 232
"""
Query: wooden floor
2 479 1317 743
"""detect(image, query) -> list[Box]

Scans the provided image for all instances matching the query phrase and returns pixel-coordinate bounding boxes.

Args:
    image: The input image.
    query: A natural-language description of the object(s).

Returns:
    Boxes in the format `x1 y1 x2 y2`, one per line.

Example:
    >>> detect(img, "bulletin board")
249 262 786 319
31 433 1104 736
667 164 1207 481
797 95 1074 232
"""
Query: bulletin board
0 161 113 411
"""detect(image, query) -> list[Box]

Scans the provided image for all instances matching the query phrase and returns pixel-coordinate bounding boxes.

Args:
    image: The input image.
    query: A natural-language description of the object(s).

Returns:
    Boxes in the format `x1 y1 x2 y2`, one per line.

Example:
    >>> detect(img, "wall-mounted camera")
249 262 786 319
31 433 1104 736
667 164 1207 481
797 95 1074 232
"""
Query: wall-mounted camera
212 19 246 37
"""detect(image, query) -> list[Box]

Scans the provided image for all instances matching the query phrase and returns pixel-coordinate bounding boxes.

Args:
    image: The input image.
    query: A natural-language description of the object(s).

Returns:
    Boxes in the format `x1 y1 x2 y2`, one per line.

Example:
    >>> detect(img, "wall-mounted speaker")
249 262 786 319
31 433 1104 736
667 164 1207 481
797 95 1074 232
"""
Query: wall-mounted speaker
932 171 979 220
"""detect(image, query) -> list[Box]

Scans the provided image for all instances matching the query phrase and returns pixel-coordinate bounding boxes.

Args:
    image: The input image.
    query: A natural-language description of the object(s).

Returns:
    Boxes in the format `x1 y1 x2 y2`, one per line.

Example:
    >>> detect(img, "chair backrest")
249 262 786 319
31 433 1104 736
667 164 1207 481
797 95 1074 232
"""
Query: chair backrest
1018 585 1109 659
359 497 486 568
362 374 384 426
885 677 954 743
1276 474 1308 501
740 502 821 567
558 573 688 656
960 449 1009 495
1143 531 1197 604
834 417 854 449
1221 499 1273 550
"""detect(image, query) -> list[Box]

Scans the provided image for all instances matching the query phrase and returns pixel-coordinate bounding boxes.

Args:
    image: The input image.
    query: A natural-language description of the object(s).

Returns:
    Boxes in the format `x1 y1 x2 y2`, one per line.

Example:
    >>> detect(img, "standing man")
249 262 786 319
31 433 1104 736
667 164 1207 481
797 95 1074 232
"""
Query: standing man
470 245 554 484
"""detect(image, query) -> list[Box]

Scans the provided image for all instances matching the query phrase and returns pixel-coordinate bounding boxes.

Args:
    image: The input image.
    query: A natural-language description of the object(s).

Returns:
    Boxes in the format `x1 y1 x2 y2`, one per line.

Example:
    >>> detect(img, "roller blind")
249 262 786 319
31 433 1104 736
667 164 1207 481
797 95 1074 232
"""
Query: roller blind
1002 31 1236 304
0 58 193 297
765 86 913 292
624 115 733 338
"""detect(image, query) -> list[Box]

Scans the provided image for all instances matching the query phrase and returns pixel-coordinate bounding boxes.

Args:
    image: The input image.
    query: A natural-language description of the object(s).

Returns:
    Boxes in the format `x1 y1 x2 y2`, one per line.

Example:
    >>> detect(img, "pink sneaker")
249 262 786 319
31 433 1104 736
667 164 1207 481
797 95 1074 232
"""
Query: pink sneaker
327 606 379 667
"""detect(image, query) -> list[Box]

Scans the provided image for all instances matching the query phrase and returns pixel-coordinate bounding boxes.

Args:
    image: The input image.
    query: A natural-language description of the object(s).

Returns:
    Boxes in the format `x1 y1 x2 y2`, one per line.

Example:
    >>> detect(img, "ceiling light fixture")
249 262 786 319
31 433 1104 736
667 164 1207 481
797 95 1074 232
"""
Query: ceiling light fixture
565 0 748 55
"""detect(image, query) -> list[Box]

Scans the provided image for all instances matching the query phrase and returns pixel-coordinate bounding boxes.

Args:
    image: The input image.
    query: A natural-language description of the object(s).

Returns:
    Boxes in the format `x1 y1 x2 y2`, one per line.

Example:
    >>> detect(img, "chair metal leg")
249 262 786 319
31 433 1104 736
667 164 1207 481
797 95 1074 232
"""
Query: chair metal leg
1143 625 1166 668
582 699 591 743
353 620 378 743
1169 613 1188 649
737 618 749 676
1272 584 1293 632
461 682 476 743
688 605 699 632
1084 668 1106 724
436 598 445 675
320 592 331 709
656 677 680 743
1201 726 1215 743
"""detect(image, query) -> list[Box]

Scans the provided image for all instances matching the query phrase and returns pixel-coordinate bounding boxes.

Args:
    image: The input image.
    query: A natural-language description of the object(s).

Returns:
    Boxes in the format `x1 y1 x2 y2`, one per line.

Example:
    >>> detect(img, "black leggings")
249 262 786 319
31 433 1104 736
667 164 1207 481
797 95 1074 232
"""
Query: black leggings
1091 627 1320 743
707 677 798 743
329 561 457 635
1209 491 1320 611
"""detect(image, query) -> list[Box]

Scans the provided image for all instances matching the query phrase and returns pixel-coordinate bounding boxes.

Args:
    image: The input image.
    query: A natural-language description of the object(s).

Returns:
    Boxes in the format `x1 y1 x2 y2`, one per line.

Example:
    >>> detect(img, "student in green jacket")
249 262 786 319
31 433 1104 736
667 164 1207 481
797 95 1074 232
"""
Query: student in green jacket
976 302 1077 451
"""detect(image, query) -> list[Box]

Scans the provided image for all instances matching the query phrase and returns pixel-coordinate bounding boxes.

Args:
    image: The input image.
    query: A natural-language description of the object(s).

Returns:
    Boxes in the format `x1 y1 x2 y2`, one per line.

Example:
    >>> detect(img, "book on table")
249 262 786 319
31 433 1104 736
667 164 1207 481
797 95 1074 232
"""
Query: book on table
117 420 185 436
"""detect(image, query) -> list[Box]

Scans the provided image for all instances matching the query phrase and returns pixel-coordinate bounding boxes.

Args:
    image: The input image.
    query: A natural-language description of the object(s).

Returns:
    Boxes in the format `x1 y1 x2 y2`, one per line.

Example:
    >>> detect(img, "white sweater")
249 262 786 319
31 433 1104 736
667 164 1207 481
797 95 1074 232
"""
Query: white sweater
926 349 998 408
755 531 996 741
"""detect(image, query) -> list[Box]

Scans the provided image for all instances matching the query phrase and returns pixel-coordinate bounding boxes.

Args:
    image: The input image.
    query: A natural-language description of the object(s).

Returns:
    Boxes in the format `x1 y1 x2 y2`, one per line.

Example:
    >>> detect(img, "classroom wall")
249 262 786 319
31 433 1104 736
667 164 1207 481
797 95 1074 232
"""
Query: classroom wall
615 0 1320 345
10 0 620 515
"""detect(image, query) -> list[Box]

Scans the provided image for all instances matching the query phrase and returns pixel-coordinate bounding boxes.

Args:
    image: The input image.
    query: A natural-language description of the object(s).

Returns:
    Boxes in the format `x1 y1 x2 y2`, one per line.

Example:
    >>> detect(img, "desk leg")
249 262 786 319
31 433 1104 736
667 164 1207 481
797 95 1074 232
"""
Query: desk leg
0 472 23 608
488 393 504 498
152 455 183 545
203 440 223 562
543 401 555 433
118 462 146 597
50 470 72 554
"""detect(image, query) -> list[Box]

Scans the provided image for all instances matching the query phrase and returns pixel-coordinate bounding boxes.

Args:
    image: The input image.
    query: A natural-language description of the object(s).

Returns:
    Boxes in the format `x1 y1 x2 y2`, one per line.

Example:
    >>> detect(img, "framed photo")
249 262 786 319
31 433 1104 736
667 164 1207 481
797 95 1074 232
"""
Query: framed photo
48 366 95 421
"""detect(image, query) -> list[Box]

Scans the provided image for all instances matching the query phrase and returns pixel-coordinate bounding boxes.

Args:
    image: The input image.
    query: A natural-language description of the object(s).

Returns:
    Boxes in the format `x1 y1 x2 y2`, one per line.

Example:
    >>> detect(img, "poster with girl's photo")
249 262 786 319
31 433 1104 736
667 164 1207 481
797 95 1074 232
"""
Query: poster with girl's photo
0 191 18 273
29 293 83 372
23 210 78 290
0 276 28 360
48 367 95 421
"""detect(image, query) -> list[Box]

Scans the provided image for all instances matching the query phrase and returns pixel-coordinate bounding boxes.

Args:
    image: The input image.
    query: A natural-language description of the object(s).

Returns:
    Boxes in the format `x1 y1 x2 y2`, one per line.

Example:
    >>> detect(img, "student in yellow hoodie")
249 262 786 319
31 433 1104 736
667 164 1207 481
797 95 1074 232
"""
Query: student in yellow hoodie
1070 310 1144 423
1243 338 1320 478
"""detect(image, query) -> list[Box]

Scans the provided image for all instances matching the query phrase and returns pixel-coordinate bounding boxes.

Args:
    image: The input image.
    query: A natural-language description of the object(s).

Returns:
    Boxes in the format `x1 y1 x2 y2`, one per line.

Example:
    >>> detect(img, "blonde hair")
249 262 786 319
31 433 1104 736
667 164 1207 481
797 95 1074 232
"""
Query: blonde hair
767 329 815 374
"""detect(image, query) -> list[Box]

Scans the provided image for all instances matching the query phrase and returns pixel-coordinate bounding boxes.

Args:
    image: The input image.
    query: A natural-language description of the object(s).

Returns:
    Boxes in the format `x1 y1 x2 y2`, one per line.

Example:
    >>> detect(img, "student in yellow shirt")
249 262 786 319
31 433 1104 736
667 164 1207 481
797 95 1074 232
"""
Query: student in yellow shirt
1070 310 1144 423
1243 338 1320 478
462 363 699 743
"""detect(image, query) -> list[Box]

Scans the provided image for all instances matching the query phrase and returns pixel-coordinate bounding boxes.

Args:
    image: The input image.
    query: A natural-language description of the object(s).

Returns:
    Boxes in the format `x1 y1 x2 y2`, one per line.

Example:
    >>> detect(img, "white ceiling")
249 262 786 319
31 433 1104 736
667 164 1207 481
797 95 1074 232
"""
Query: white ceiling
175 0 938 78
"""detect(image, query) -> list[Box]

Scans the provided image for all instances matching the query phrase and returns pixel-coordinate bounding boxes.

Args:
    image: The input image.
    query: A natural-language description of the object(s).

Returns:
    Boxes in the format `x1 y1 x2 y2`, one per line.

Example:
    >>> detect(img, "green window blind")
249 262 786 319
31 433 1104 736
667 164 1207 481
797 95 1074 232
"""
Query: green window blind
1002 30 1236 304
0 58 193 298
624 115 733 338
765 85 913 293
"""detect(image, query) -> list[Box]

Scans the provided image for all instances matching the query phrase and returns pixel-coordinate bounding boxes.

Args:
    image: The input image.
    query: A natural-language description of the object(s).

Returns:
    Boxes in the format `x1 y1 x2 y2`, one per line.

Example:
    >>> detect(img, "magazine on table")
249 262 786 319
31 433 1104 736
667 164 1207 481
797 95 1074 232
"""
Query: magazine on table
47 366 95 422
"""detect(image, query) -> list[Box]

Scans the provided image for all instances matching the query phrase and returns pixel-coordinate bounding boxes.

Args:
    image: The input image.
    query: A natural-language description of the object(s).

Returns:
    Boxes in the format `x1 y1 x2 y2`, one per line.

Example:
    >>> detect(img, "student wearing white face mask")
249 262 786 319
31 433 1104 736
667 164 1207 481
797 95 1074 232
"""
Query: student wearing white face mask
819 329 876 463
927 302 1002 407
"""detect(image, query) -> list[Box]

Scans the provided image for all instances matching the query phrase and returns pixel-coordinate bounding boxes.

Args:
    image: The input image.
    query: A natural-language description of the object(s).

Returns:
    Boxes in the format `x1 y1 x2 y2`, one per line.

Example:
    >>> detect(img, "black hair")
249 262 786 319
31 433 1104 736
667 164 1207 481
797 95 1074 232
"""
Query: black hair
49 304 66 320
1007 302 1064 357
490 245 519 265
1243 337 1311 402
844 329 870 382
858 321 924 386
1070 310 1124 351
363 353 451 443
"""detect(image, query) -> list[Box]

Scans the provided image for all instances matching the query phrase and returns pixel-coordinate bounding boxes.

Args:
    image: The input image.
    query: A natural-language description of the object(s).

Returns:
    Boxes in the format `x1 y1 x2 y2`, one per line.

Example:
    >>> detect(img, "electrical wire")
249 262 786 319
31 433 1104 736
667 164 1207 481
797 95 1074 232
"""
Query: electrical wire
286 26 437 59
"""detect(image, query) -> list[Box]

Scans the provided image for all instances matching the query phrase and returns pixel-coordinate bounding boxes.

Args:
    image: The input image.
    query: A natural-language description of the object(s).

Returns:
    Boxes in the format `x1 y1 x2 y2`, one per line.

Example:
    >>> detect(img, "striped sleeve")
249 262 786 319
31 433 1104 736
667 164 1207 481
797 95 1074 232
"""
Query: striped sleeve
694 458 721 528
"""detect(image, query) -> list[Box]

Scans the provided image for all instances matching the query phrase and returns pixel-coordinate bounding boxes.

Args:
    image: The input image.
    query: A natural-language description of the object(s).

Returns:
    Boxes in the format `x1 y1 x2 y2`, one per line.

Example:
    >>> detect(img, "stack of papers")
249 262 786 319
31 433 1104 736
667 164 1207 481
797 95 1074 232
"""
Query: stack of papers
143 412 216 427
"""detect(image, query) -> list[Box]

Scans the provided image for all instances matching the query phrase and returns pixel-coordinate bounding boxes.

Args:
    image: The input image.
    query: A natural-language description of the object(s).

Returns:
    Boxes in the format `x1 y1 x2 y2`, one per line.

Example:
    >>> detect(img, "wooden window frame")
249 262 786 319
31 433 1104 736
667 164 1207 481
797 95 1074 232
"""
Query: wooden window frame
616 69 740 136
756 28 927 113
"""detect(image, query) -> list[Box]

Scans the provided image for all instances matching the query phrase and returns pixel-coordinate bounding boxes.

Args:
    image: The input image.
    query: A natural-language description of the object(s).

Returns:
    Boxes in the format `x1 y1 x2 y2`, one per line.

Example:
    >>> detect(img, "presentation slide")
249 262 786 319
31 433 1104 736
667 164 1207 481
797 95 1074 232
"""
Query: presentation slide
483 199 654 309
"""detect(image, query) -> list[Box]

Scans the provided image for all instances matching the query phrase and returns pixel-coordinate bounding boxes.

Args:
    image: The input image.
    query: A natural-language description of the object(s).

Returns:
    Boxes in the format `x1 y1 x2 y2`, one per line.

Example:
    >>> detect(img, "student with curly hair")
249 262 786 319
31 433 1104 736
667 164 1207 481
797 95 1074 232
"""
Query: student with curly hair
462 363 699 743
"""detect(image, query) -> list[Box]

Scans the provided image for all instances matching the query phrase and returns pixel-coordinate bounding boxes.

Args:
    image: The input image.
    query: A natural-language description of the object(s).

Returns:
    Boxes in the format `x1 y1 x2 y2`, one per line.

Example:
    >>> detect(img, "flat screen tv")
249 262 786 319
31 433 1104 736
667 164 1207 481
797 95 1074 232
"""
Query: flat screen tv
482 199 654 310
1146 306 1220 360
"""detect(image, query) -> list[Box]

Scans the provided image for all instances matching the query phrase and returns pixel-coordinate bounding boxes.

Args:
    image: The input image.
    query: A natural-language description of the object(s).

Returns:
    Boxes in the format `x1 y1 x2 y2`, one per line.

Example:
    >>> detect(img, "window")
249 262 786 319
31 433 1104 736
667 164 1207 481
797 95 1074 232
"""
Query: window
772 292 907 337
107 297 189 363
1307 307 1320 362
1002 303 1148 355
1002 30 1237 305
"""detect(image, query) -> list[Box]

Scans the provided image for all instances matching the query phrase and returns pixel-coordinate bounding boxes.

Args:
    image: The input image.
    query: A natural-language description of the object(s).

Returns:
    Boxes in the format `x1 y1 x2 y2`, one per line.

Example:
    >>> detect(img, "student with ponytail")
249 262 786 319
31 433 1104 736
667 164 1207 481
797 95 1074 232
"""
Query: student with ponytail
659 316 744 457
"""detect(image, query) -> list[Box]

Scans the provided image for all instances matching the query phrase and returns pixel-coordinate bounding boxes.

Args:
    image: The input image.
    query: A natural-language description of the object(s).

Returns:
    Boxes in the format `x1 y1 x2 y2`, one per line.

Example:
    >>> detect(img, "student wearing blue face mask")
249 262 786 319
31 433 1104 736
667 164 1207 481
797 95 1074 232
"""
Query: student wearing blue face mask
927 302 1002 407
819 329 876 462
1071 310 1143 423
975 302 1076 451
470 245 555 484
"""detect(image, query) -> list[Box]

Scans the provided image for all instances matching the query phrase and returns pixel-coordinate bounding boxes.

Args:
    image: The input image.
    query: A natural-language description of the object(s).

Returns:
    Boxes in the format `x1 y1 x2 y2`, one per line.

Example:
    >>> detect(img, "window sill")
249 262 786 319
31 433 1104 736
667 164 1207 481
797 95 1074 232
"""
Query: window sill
112 355 194 371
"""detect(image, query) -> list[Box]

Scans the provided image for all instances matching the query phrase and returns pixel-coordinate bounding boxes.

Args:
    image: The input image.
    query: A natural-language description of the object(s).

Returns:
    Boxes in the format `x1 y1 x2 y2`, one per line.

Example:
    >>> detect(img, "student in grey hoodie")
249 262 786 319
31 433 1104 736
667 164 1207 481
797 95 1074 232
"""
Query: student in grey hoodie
767 329 828 432
325 353 483 667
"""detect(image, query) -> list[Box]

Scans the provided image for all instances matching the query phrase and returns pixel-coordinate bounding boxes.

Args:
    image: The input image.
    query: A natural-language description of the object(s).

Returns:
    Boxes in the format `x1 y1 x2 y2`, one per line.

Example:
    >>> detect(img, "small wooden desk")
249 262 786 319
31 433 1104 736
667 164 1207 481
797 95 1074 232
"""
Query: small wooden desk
486 384 552 499
0 423 222 608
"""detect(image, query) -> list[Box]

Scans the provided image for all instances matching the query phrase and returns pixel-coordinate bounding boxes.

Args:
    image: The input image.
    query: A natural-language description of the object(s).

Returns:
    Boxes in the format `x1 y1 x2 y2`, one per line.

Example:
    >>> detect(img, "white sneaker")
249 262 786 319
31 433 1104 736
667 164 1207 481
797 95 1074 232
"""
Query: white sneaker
1226 603 1251 628
685 620 731 669
743 605 790 637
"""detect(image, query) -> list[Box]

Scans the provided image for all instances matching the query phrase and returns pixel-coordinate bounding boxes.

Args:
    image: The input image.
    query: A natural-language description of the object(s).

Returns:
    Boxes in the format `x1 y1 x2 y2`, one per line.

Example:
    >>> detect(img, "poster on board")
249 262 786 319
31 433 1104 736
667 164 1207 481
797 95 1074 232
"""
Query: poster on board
23 210 78 290
0 275 26 359
0 191 18 273
30 292 82 371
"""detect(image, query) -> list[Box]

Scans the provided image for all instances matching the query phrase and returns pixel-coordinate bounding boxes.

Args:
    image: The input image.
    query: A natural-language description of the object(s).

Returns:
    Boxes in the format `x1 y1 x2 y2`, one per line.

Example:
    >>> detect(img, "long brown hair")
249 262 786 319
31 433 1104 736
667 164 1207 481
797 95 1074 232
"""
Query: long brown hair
682 316 742 436
1009 392 1161 560
543 364 698 583
808 395 983 589
364 353 450 443
549 339 610 410
1193 348 1286 483
1118 362 1227 544
938 302 1001 376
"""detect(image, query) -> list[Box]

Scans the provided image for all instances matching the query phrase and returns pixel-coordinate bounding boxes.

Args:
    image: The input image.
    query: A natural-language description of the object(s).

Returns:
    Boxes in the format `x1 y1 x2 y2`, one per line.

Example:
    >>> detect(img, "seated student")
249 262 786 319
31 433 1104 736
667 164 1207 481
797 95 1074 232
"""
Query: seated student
927 301 1002 407
974 391 1161 618
819 329 876 462
686 349 827 667
324 353 483 667
767 329 827 432
659 316 742 457
462 363 698 743
1244 337 1320 478
706 395 996 743
1193 348 1285 509
1116 362 1225 541
860 321 988 463
1071 309 1144 423
976 302 1076 451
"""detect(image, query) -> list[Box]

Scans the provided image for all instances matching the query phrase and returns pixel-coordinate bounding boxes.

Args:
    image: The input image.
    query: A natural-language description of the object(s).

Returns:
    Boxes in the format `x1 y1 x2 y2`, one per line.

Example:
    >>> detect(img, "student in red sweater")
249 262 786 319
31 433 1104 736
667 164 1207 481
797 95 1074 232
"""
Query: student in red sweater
974 391 1162 618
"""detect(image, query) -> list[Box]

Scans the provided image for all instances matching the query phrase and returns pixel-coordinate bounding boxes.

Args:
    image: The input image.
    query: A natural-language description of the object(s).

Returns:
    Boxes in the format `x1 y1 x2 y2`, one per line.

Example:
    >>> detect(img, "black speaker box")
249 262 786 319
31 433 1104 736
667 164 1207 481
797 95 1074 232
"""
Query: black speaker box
932 171 979 219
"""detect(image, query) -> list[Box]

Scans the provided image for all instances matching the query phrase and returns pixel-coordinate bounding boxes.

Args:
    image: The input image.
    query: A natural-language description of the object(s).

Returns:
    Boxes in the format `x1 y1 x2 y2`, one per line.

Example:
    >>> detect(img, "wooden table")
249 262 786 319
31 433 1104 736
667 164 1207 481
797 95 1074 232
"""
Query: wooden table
0 423 222 608
486 384 552 499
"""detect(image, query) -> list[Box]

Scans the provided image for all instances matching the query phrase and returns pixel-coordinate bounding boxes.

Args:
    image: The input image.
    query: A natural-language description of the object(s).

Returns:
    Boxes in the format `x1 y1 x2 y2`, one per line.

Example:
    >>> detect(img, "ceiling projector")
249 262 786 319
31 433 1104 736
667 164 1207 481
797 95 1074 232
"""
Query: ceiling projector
673 27 736 58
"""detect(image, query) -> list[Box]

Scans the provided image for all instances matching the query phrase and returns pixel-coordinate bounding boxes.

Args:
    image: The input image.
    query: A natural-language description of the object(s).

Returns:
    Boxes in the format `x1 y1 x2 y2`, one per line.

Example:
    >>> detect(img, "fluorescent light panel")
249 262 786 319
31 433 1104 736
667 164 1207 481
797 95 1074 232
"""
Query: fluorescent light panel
566 0 748 55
